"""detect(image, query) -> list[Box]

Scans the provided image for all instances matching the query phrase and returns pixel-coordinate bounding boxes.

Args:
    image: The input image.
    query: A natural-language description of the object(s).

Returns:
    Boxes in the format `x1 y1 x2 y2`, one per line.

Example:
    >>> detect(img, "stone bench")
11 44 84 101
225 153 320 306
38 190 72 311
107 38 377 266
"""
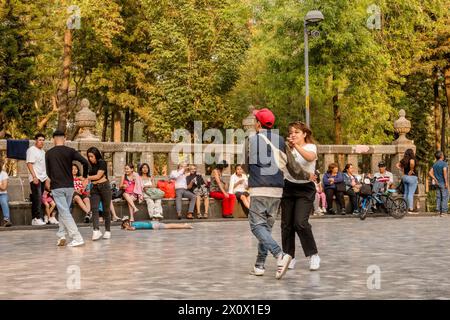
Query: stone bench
4 197 248 226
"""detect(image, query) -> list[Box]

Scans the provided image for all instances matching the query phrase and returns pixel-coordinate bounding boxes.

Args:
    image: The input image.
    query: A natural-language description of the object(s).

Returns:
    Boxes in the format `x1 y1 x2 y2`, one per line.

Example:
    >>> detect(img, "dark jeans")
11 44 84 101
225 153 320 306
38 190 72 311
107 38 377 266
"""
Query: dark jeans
90 181 112 232
30 181 45 220
281 181 318 258
325 188 345 213
345 188 358 212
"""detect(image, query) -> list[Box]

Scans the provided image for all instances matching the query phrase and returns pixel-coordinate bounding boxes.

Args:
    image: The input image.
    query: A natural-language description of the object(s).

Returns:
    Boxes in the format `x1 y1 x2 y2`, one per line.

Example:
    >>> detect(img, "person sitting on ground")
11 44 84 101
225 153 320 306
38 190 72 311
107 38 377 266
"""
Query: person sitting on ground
228 164 250 215
322 163 346 215
72 164 92 223
169 163 196 220
139 163 164 220
0 158 12 227
313 172 326 216
42 190 59 224
343 163 361 215
186 164 210 219
209 160 236 218
120 163 143 222
121 218 193 231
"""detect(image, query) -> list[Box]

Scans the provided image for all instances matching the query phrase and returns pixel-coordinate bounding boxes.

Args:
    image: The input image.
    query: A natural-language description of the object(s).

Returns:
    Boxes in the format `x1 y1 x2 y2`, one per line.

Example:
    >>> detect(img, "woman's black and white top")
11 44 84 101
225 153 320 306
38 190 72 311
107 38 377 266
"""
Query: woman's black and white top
283 143 317 184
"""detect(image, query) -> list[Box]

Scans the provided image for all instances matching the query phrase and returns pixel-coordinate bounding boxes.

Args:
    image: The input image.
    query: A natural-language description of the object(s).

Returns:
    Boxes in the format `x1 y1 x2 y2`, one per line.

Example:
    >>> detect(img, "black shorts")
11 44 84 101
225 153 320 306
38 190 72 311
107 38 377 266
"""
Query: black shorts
235 191 250 200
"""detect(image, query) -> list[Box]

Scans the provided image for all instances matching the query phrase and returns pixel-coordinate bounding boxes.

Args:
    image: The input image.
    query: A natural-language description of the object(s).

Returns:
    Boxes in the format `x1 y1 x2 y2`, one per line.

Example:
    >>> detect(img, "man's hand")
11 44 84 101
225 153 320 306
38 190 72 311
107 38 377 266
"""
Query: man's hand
309 173 316 181
33 177 39 185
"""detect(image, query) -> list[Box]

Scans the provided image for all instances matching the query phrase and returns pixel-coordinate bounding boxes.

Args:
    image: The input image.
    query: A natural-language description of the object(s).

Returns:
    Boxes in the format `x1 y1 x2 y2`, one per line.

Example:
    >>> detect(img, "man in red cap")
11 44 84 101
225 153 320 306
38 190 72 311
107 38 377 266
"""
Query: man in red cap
244 107 292 280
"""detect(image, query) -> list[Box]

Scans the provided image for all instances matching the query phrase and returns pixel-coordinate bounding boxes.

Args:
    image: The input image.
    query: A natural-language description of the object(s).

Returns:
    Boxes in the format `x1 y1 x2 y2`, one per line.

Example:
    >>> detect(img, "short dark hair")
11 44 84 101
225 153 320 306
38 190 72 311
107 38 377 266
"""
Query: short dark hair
86 147 103 163
435 150 444 160
34 133 45 140
52 130 65 138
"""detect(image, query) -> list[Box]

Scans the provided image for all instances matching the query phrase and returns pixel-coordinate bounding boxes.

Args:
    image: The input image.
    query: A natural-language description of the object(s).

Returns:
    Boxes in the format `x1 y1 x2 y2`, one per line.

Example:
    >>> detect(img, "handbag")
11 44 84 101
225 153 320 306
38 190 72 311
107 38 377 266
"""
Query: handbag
156 180 176 198
259 134 310 180
111 183 124 199
145 187 165 200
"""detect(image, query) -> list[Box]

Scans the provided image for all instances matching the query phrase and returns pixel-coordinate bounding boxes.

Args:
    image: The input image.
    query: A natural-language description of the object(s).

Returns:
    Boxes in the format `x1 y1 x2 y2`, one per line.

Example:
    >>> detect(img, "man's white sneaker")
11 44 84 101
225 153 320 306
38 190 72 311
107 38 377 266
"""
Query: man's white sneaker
44 216 49 224
275 254 292 280
56 237 66 246
67 239 85 247
92 230 103 241
49 217 59 224
309 254 321 271
250 266 265 276
32 218 46 226
288 258 296 270
153 213 164 219
102 231 111 239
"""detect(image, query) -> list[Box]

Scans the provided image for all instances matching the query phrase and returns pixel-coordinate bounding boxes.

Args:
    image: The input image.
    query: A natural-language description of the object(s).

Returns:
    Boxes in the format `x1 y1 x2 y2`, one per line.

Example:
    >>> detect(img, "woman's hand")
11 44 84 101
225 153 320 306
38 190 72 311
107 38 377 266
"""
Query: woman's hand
224 192 230 199
408 170 415 176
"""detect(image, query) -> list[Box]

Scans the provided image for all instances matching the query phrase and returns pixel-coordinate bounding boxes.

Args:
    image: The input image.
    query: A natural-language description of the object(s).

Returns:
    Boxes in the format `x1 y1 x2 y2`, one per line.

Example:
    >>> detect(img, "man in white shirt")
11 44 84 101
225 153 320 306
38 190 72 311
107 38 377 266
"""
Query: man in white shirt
373 161 394 193
26 133 48 226
169 163 196 219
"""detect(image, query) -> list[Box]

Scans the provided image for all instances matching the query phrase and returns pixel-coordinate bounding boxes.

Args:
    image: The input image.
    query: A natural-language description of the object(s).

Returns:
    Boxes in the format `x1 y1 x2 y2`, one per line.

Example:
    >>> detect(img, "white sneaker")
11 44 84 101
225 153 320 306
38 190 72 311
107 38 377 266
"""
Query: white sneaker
103 231 111 239
250 266 265 276
288 258 296 270
44 216 49 224
56 237 66 246
49 217 59 225
275 254 292 280
32 218 46 226
153 213 164 219
92 230 103 241
309 254 321 271
67 239 85 247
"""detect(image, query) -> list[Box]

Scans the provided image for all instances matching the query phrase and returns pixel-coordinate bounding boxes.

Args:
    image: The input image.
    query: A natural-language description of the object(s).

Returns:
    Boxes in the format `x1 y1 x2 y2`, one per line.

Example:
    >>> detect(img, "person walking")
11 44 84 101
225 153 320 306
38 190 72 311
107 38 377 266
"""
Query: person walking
87 147 113 240
45 130 89 247
26 133 48 226
429 150 448 214
281 121 320 271
243 107 292 280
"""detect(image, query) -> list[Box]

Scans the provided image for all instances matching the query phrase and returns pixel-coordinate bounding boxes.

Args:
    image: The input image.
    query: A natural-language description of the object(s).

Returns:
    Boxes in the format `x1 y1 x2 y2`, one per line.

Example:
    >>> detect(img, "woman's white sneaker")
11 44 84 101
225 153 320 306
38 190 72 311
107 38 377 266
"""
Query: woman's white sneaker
288 258 296 270
250 266 265 276
92 230 103 241
103 231 111 239
309 254 320 271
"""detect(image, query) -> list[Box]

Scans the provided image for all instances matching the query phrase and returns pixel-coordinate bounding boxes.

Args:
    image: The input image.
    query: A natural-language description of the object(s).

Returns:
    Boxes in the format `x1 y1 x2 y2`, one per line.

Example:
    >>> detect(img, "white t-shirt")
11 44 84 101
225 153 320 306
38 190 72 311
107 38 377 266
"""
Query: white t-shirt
169 169 187 189
284 143 317 184
26 146 48 183
228 173 249 194
0 171 8 194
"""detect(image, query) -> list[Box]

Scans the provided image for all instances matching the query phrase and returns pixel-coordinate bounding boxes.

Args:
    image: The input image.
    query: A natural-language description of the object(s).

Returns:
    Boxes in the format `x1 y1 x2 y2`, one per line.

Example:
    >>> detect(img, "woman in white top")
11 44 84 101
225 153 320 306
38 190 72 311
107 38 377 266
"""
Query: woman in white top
228 165 250 212
0 158 12 227
139 163 163 220
281 121 320 271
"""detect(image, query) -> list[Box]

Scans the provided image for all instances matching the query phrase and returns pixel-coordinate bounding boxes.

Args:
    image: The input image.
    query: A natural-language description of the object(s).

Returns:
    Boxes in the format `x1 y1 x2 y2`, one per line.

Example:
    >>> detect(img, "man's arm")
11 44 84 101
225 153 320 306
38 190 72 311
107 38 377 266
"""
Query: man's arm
444 166 448 188
73 151 89 179
0 176 7 192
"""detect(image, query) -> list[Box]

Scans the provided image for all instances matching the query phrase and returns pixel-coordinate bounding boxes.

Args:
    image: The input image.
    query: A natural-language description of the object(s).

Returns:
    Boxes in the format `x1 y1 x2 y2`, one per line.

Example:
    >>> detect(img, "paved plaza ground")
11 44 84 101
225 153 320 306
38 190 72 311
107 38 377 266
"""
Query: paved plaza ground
1 216 450 300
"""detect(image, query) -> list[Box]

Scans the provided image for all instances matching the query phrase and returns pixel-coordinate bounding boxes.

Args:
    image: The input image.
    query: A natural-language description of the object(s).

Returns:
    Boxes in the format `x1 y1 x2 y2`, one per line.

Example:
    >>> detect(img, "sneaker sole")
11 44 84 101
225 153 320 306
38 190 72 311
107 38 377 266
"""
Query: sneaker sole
249 271 265 276
276 256 292 280
68 242 85 247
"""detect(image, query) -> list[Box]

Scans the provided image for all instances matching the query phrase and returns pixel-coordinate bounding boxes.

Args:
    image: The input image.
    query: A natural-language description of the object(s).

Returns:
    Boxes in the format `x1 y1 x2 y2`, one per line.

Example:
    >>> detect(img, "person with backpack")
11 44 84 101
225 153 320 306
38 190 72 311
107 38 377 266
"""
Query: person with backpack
429 150 448 214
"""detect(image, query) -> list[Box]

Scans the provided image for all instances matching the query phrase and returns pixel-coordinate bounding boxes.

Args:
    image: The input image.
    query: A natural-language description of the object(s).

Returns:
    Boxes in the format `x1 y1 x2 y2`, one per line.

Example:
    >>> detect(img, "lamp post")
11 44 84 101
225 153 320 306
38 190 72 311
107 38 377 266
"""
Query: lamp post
304 10 324 128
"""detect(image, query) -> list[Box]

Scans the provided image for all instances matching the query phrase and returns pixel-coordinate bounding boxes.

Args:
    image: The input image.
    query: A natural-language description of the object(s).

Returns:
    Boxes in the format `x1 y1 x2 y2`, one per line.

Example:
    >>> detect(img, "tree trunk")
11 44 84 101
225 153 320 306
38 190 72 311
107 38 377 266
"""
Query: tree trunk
124 108 130 142
333 90 344 169
442 106 446 155
444 66 450 117
56 29 72 133
434 68 442 150
113 109 122 143
110 109 115 142
102 106 109 142
129 110 135 142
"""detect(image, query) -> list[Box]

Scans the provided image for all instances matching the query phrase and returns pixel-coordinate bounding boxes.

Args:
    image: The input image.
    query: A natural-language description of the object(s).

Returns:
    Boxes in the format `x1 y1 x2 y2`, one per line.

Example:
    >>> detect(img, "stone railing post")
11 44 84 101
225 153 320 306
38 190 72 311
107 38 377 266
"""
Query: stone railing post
371 154 383 175
113 152 126 177
347 154 359 174
392 109 415 181
323 154 335 173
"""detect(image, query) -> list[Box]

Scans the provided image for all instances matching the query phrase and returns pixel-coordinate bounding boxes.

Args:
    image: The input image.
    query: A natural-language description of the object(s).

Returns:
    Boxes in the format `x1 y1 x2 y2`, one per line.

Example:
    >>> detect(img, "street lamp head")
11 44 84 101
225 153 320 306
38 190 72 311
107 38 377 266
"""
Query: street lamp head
305 10 324 24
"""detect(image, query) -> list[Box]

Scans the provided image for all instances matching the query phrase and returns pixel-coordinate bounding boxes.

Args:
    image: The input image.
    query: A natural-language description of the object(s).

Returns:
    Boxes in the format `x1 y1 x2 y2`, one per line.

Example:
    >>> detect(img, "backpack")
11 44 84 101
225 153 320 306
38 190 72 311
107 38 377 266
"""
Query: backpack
156 180 176 198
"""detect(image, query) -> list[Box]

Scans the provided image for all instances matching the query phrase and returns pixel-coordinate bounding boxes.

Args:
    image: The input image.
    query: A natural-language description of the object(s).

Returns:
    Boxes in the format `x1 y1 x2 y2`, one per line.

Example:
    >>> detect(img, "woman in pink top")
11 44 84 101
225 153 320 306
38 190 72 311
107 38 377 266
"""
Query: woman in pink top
120 164 143 222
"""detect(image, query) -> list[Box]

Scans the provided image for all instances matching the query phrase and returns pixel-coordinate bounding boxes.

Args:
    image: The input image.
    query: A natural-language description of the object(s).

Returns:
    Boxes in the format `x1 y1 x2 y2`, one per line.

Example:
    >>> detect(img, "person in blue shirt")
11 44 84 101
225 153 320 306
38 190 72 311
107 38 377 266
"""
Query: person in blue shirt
429 150 448 214
121 218 193 231
322 163 346 215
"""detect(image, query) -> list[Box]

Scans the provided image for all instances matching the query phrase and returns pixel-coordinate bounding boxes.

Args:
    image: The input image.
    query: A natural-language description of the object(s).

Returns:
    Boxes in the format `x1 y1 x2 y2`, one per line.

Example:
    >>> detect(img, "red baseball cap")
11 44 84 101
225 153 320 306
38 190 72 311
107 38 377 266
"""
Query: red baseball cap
253 108 275 128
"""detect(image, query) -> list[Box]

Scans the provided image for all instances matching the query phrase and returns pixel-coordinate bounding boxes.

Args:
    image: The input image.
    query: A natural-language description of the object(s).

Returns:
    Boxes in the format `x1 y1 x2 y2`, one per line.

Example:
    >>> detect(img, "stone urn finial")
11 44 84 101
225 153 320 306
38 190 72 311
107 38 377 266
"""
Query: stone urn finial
393 109 413 145
242 105 257 134
74 98 100 141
